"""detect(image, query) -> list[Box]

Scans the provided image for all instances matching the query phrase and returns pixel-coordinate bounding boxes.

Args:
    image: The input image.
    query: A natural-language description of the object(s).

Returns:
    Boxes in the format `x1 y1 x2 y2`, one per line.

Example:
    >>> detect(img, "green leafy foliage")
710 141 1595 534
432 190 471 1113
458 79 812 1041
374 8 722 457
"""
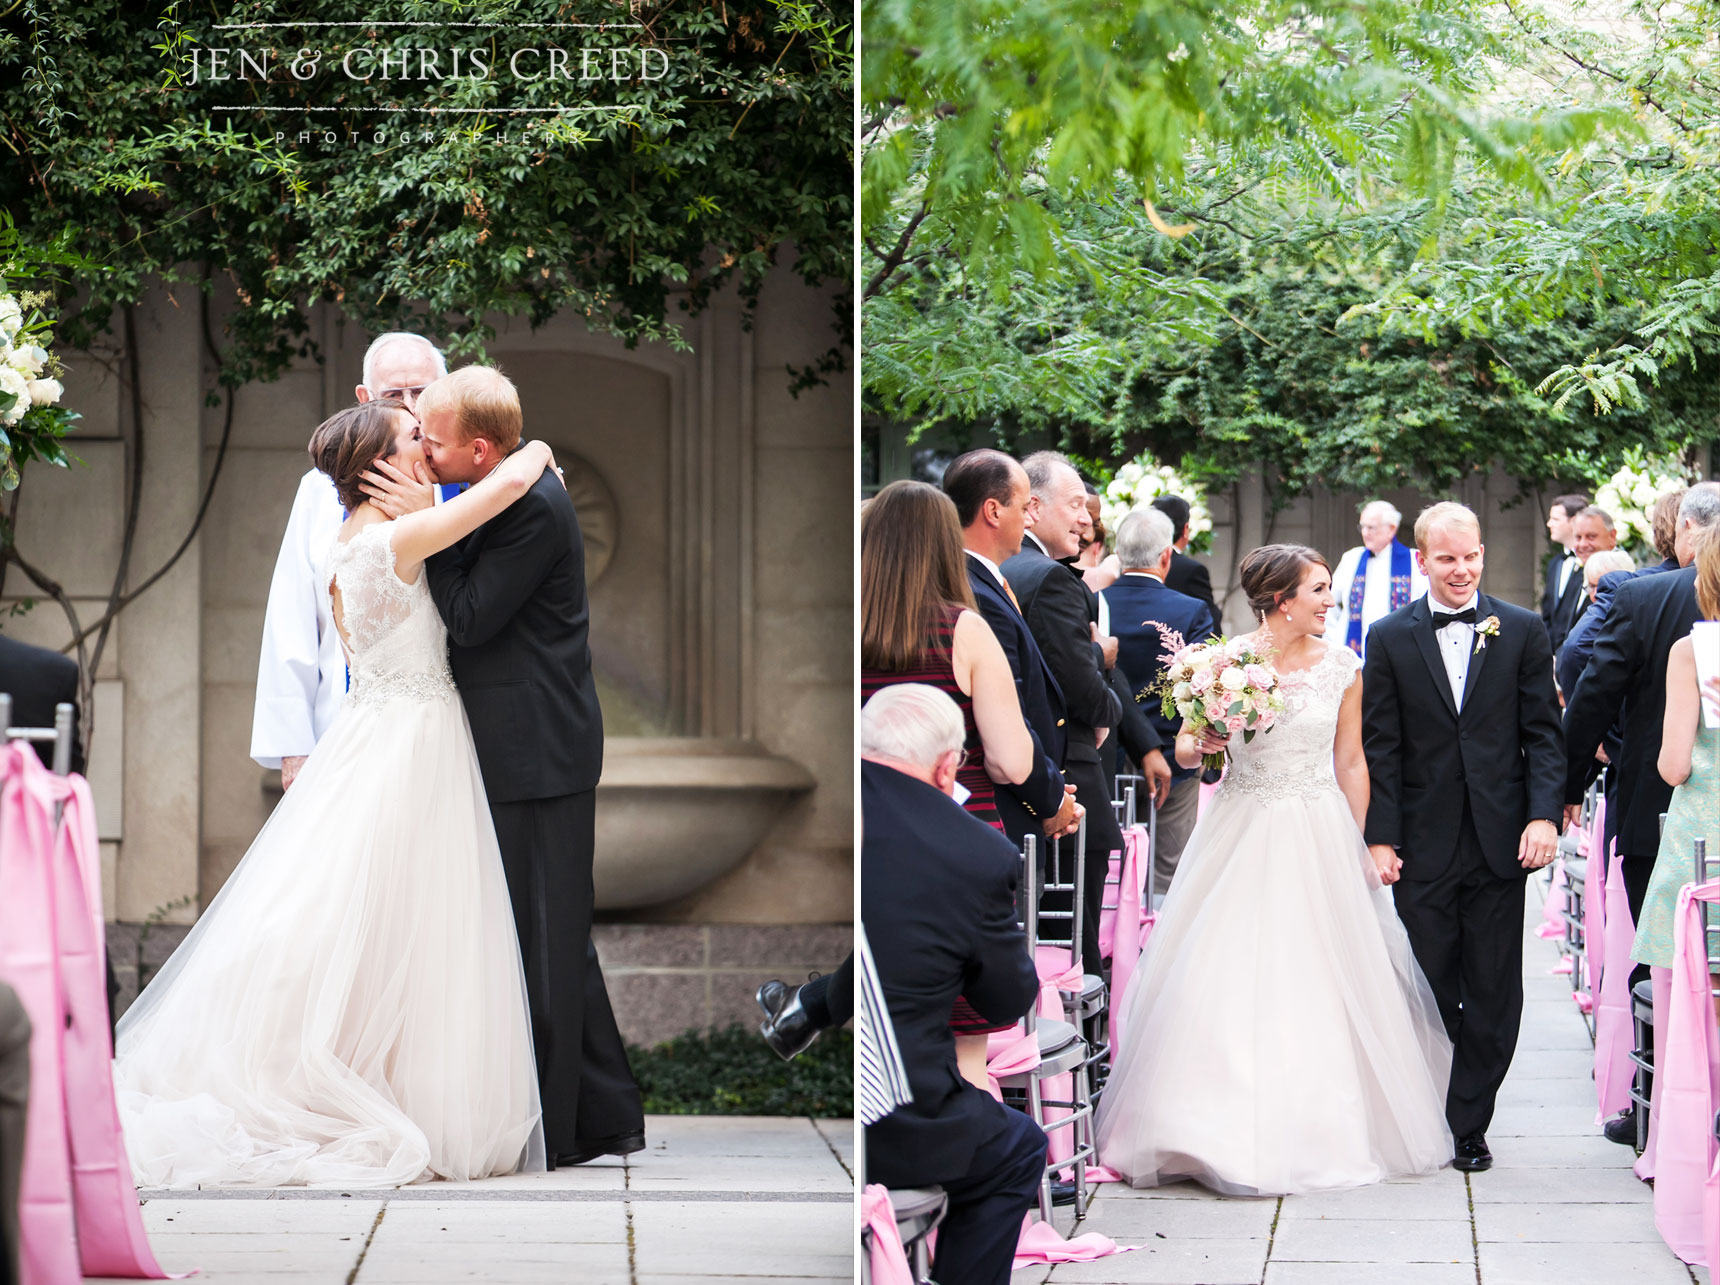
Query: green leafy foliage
0 0 851 389
628 1024 852 1117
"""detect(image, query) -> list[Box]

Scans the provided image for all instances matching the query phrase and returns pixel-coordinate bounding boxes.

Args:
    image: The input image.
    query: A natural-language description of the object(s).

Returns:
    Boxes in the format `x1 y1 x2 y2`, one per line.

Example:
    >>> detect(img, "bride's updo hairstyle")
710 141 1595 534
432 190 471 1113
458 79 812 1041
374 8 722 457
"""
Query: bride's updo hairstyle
308 400 411 511
1239 543 1331 620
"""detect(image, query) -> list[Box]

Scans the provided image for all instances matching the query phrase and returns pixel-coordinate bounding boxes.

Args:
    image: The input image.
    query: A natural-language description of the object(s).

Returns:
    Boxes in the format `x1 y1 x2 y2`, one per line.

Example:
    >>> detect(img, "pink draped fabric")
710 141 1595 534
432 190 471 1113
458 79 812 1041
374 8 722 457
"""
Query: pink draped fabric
861 1185 915 1285
1538 858 1568 940
984 1028 1039 1101
1012 1213 1140 1268
1101 828 1154 1062
1646 881 1720 1265
1032 947 1082 1165
0 744 182 1283
1593 843 1638 1123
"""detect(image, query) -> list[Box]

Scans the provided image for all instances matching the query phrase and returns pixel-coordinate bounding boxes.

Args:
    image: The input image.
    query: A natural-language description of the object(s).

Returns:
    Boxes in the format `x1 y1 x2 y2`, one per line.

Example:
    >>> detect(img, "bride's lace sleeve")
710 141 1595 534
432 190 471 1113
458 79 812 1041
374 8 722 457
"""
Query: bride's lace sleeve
330 523 415 655
1334 644 1362 690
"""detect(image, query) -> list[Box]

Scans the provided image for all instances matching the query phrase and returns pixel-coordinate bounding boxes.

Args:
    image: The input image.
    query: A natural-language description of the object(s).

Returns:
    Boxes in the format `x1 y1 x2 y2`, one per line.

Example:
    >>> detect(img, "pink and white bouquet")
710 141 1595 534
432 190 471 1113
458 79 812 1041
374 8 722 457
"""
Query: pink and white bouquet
1146 628 1286 772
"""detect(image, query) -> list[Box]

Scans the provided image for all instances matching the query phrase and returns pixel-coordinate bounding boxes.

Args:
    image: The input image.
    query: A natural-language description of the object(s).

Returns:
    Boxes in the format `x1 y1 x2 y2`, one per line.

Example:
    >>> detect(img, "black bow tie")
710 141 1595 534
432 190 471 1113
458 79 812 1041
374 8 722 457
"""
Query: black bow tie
1436 607 1477 628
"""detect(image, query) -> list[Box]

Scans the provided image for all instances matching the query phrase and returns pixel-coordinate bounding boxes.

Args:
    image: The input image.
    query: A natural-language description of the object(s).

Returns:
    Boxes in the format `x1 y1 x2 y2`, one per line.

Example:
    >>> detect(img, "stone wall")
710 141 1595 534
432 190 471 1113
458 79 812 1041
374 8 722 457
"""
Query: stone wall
11 261 852 1040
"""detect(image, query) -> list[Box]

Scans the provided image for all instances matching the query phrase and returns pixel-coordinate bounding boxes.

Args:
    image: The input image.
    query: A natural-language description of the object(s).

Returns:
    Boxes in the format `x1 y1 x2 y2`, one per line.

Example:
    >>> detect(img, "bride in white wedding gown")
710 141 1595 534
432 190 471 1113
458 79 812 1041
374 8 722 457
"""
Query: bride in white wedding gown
115 400 557 1188
1095 544 1453 1196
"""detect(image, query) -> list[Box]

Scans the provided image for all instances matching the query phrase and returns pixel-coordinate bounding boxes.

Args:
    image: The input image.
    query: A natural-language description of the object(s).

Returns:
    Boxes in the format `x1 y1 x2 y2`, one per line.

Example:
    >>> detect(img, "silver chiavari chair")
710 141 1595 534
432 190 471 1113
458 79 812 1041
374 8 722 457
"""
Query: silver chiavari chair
998 832 1096 1222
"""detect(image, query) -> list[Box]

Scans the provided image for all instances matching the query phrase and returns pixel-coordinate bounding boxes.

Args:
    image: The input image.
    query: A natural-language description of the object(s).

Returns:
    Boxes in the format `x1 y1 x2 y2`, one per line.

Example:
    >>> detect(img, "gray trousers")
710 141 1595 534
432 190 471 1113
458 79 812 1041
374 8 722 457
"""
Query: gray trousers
1152 777 1203 899
0 982 30 1285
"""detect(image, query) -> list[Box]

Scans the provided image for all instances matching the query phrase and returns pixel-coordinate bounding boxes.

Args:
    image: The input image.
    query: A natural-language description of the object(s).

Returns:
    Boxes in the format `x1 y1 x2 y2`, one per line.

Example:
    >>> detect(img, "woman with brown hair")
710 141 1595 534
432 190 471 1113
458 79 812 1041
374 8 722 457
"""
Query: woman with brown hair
861 480 1034 1086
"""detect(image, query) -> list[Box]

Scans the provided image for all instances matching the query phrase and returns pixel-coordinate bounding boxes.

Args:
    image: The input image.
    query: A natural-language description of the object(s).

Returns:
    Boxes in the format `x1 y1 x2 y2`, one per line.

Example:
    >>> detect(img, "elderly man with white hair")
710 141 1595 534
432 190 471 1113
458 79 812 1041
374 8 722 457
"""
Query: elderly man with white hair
249 332 450 786
862 682 1045 1285
1329 499 1429 659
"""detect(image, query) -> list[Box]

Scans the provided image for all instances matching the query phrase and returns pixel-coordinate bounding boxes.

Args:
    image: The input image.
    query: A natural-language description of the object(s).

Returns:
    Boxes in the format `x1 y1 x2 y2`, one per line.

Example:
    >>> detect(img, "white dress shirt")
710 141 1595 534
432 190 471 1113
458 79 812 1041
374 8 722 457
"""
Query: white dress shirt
968 548 1011 596
1555 553 1579 599
1329 543 1430 659
1429 596 1476 712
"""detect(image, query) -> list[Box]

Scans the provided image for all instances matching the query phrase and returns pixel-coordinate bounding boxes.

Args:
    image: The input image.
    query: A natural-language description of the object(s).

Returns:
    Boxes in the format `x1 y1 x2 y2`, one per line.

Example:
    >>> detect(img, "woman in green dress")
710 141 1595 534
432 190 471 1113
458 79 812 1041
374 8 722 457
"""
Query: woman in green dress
1635 527 1720 973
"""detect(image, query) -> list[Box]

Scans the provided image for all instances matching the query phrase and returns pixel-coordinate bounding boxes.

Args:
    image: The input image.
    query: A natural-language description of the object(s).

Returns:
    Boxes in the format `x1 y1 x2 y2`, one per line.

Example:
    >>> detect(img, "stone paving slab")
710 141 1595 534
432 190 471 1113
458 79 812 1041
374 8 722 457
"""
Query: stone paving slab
1018 887 1701 1285
88 1115 854 1285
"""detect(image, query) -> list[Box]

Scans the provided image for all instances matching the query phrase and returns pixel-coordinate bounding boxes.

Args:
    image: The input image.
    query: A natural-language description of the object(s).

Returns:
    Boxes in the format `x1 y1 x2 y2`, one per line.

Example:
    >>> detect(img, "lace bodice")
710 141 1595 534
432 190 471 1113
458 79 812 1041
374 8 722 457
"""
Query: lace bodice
326 522 456 710
1220 645 1361 804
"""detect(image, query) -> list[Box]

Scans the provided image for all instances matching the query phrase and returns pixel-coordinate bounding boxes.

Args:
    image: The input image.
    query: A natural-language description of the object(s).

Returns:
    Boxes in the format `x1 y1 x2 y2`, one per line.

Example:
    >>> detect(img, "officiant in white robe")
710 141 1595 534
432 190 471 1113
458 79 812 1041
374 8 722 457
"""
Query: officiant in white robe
250 332 450 784
1328 499 1429 660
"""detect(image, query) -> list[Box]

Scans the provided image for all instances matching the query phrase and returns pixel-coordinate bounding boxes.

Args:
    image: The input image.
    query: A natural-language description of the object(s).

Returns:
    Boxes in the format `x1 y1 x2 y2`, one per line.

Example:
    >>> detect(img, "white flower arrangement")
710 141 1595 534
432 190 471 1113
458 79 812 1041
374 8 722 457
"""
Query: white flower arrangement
0 279 72 489
1592 452 1693 560
1099 453 1213 554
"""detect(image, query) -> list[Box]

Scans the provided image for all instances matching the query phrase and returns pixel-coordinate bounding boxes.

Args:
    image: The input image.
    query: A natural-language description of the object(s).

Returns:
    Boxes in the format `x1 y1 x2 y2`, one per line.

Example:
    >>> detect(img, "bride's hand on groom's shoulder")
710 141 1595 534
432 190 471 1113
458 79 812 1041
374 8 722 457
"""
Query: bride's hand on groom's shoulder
522 439 567 489
360 458 435 518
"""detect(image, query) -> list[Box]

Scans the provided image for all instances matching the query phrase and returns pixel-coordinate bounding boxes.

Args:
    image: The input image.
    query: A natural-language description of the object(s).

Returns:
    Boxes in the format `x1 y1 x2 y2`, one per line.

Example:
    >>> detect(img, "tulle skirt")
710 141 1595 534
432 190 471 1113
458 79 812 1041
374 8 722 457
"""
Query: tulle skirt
1094 782 1454 1196
114 690 543 1188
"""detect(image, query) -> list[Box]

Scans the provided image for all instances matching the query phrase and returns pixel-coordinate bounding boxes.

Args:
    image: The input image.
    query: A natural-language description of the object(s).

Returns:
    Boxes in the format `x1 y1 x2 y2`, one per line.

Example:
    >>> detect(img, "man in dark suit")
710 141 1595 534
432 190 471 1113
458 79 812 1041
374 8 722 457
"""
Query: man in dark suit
1004 452 1124 974
1362 502 1564 1174
417 366 643 1166
1550 507 1617 655
861 683 1043 1285
1564 483 1720 935
0 633 83 774
1150 494 1219 622
943 449 1082 846
1101 507 1220 898
1541 493 1589 636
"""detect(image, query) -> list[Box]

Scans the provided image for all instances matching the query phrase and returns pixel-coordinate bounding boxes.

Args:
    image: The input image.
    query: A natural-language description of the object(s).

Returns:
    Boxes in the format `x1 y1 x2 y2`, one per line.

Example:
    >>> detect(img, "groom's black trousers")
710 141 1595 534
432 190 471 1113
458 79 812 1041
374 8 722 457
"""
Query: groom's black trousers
490 789 644 1152
1392 803 1524 1141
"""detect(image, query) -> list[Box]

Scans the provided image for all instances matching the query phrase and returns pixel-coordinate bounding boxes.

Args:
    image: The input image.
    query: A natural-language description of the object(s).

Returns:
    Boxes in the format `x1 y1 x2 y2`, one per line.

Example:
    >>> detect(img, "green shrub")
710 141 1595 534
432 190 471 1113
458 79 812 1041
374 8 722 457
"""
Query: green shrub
628 1023 852 1118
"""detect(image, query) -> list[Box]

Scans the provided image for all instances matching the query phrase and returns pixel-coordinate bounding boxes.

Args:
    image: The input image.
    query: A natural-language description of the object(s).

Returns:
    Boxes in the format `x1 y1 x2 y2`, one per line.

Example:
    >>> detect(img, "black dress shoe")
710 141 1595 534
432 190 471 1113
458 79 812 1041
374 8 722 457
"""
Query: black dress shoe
1452 1134 1492 1173
1603 1110 1637 1145
553 1130 647 1168
1050 1181 1077 1206
756 980 820 1061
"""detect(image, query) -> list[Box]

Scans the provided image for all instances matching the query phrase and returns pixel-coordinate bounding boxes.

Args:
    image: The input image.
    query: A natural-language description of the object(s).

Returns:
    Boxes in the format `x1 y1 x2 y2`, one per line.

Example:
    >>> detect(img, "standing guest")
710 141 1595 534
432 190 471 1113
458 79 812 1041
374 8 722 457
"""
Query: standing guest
1329 500 1429 659
1075 482 1111 582
251 331 449 789
1150 494 1220 623
1564 483 1720 951
1555 549 1636 698
1646 488 1688 574
1558 489 1685 699
1100 507 1220 897
1005 452 1125 974
1541 492 1590 636
942 450 1083 846
862 683 1044 1285
861 480 1034 1086
1550 507 1618 654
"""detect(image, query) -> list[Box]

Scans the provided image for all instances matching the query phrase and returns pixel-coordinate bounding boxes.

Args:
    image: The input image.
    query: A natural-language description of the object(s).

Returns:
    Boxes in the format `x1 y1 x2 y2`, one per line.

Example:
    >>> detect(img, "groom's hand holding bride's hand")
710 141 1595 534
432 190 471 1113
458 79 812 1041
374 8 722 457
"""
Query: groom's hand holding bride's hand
1518 818 1559 870
1367 844 1402 885
360 458 435 518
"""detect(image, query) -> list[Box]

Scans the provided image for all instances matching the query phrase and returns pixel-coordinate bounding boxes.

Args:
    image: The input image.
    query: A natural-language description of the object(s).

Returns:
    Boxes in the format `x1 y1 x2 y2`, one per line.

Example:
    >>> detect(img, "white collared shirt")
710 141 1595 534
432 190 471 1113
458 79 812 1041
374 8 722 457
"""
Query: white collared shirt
1024 530 1050 558
1429 596 1476 712
1556 552 1579 599
967 548 1011 596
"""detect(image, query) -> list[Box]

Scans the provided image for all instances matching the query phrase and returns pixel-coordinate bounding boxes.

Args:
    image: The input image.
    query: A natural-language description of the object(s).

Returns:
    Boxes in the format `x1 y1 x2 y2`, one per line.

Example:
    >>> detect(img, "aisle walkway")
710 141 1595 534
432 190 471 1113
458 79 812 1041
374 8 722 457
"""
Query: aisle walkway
89 1115 854 1285
1018 886 1703 1285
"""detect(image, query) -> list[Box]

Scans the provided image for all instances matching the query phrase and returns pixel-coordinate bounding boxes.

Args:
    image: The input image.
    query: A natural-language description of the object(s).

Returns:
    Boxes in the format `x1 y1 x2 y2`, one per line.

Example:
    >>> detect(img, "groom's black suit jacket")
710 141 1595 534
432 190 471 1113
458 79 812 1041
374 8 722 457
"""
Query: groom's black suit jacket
426 467 603 804
1563 563 1701 858
1362 593 1564 882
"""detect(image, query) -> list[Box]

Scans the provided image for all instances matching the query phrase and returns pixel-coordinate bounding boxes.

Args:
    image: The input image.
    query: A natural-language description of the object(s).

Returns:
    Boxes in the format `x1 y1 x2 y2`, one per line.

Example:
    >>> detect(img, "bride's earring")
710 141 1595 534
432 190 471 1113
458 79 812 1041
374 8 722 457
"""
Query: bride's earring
1282 608 1293 623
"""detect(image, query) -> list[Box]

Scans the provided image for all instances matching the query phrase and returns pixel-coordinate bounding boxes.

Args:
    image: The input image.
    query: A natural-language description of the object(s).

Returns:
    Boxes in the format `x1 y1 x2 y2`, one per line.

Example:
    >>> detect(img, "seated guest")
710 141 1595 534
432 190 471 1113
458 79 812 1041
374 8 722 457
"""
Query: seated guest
1150 494 1220 622
0 633 83 774
861 480 1034 1087
1100 507 1221 897
0 981 28 1285
1556 549 1635 698
862 683 1045 1285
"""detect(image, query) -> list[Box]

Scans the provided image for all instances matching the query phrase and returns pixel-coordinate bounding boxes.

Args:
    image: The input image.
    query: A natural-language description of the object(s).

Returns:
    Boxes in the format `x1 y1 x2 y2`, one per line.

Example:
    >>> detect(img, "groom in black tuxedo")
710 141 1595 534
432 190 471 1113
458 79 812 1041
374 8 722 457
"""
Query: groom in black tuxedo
1361 502 1564 1173
416 366 644 1166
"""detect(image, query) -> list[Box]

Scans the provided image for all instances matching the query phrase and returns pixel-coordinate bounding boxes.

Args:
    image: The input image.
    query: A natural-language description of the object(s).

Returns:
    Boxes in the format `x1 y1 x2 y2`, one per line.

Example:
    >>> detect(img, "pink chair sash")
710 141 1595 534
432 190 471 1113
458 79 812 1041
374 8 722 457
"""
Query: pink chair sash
984 1028 1039 1101
1647 880 1720 1265
861 1185 915 1285
1103 828 1154 1061
0 745 182 1282
1593 841 1638 1123
1537 857 1568 939
1013 1212 1139 1268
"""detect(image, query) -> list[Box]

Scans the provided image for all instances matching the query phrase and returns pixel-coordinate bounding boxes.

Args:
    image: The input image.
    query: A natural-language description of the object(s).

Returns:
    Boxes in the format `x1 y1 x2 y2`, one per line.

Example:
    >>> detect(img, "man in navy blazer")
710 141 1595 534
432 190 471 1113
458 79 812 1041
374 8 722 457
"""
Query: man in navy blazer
1101 507 1220 896
862 684 1044 1285
943 449 1082 846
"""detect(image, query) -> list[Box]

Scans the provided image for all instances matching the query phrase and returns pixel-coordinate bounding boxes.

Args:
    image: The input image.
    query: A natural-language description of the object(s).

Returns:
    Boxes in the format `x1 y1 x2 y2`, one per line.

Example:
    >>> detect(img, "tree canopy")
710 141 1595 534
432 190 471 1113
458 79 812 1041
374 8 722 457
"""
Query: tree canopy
1 0 852 388
862 0 1719 500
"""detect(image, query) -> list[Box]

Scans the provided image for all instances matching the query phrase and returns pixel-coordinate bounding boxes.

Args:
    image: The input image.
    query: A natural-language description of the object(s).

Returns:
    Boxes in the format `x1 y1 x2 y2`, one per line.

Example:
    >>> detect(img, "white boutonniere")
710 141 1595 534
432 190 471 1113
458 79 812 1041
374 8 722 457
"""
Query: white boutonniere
1474 615 1501 655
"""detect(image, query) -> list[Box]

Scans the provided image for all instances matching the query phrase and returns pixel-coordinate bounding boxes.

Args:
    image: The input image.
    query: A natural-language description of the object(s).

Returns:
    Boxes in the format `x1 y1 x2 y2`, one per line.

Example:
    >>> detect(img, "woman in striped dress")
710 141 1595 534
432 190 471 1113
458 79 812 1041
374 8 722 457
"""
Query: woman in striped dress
861 480 1035 1086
